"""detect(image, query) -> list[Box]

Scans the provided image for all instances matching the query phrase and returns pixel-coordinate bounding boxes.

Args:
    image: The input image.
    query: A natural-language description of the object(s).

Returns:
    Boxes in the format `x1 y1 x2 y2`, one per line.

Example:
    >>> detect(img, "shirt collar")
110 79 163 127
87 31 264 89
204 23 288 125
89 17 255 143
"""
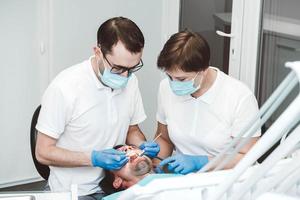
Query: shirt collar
177 67 221 104
87 56 106 90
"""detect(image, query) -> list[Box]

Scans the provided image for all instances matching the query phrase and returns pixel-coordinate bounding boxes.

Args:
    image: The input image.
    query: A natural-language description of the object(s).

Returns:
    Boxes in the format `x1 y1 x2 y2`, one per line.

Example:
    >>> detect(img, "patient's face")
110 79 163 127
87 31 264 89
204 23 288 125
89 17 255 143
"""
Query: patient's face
112 145 153 189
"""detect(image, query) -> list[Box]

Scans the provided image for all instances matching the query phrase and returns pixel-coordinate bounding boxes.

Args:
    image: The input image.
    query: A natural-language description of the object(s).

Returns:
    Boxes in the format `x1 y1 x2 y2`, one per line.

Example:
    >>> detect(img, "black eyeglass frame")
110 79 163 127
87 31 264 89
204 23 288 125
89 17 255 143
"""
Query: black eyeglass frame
103 54 143 75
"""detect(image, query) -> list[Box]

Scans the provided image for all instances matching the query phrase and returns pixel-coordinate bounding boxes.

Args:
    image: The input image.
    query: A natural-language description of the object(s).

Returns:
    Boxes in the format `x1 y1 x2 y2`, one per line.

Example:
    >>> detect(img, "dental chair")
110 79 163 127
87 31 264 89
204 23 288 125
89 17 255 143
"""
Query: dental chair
30 105 50 180
117 61 300 200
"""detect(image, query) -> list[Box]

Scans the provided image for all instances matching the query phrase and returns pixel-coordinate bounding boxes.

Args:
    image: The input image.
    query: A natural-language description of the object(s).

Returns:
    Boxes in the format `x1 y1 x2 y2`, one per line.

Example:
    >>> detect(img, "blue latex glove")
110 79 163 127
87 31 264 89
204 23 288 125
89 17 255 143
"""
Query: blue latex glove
154 166 165 174
139 141 160 158
159 154 209 175
91 149 128 170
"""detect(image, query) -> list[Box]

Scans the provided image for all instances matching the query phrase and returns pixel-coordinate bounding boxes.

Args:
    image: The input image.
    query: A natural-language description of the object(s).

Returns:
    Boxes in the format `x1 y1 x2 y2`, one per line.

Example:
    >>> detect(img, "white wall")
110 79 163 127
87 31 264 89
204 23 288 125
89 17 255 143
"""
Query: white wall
0 0 179 187
0 0 42 187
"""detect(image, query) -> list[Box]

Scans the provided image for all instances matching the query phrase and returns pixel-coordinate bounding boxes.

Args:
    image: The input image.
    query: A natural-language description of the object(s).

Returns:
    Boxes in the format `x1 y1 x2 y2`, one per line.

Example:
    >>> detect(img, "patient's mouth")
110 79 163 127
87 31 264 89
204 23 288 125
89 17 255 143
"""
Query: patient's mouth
126 151 139 162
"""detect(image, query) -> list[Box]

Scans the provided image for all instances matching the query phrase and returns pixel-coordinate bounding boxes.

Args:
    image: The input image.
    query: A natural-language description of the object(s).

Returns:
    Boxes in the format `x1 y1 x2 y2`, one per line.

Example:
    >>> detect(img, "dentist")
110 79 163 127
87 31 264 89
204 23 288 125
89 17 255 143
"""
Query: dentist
35 17 159 199
154 30 260 174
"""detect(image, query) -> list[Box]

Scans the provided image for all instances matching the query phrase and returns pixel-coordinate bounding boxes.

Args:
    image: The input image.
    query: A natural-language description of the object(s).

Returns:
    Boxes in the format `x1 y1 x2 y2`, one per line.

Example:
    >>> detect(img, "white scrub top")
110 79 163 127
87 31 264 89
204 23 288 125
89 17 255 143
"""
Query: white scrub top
36 56 146 196
156 67 260 157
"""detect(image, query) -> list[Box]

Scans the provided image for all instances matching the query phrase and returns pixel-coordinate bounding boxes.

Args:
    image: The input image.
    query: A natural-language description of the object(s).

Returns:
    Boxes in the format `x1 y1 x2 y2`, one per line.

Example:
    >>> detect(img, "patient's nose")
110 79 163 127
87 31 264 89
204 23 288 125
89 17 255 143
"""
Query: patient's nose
126 150 139 162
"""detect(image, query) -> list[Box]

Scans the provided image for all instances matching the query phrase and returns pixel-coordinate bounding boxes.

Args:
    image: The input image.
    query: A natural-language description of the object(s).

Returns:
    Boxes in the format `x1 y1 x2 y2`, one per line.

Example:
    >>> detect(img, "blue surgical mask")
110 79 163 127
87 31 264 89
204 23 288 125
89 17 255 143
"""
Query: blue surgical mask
168 72 201 96
100 67 130 89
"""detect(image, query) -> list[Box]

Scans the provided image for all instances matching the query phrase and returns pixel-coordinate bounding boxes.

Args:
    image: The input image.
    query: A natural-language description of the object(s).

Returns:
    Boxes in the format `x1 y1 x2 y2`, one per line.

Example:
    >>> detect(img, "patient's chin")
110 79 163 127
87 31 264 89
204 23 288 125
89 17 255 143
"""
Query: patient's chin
133 159 152 176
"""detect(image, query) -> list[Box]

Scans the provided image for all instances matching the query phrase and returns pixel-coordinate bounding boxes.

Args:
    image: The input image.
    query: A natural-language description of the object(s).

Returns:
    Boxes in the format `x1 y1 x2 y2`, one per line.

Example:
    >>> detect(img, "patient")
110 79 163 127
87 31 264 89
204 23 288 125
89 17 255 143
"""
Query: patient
100 145 182 200
99 144 154 194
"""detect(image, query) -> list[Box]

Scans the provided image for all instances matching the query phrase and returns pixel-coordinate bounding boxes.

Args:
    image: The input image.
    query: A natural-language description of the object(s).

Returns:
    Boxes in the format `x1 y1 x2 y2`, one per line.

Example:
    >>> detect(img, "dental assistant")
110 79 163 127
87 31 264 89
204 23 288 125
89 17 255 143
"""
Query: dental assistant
155 30 260 174
35 17 159 200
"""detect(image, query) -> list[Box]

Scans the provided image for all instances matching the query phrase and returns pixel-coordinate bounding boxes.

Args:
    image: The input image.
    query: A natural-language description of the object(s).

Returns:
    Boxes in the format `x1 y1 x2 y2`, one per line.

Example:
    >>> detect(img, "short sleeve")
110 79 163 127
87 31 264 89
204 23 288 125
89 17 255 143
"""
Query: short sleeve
231 93 261 138
36 83 71 139
130 78 146 125
156 82 167 125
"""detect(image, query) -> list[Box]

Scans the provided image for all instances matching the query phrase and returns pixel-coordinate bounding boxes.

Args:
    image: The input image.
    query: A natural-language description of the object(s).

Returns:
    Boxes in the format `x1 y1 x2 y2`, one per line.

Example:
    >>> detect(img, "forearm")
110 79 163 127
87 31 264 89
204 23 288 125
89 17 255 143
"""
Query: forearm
221 137 259 169
126 124 146 147
223 153 245 169
207 137 259 170
152 137 173 168
36 145 91 167
207 153 245 170
36 132 92 167
152 122 173 166
156 137 173 159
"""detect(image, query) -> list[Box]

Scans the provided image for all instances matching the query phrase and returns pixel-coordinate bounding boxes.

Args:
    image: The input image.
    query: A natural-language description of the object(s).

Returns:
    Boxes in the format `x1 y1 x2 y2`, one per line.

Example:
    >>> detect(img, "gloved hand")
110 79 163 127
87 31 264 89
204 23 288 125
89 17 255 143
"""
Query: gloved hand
154 166 165 174
139 141 160 158
159 154 209 175
91 149 128 170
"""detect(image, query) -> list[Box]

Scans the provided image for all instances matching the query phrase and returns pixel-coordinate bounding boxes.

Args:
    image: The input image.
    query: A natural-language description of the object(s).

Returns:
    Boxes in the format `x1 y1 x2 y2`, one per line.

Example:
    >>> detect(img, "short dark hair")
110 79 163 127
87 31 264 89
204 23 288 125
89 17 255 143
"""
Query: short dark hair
99 169 124 195
157 30 210 72
97 17 144 56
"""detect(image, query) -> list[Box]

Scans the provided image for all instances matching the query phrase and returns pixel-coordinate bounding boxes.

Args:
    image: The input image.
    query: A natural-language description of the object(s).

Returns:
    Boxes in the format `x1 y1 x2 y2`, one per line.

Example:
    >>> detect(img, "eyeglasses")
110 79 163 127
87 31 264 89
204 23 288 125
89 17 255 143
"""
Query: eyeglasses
103 55 143 75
